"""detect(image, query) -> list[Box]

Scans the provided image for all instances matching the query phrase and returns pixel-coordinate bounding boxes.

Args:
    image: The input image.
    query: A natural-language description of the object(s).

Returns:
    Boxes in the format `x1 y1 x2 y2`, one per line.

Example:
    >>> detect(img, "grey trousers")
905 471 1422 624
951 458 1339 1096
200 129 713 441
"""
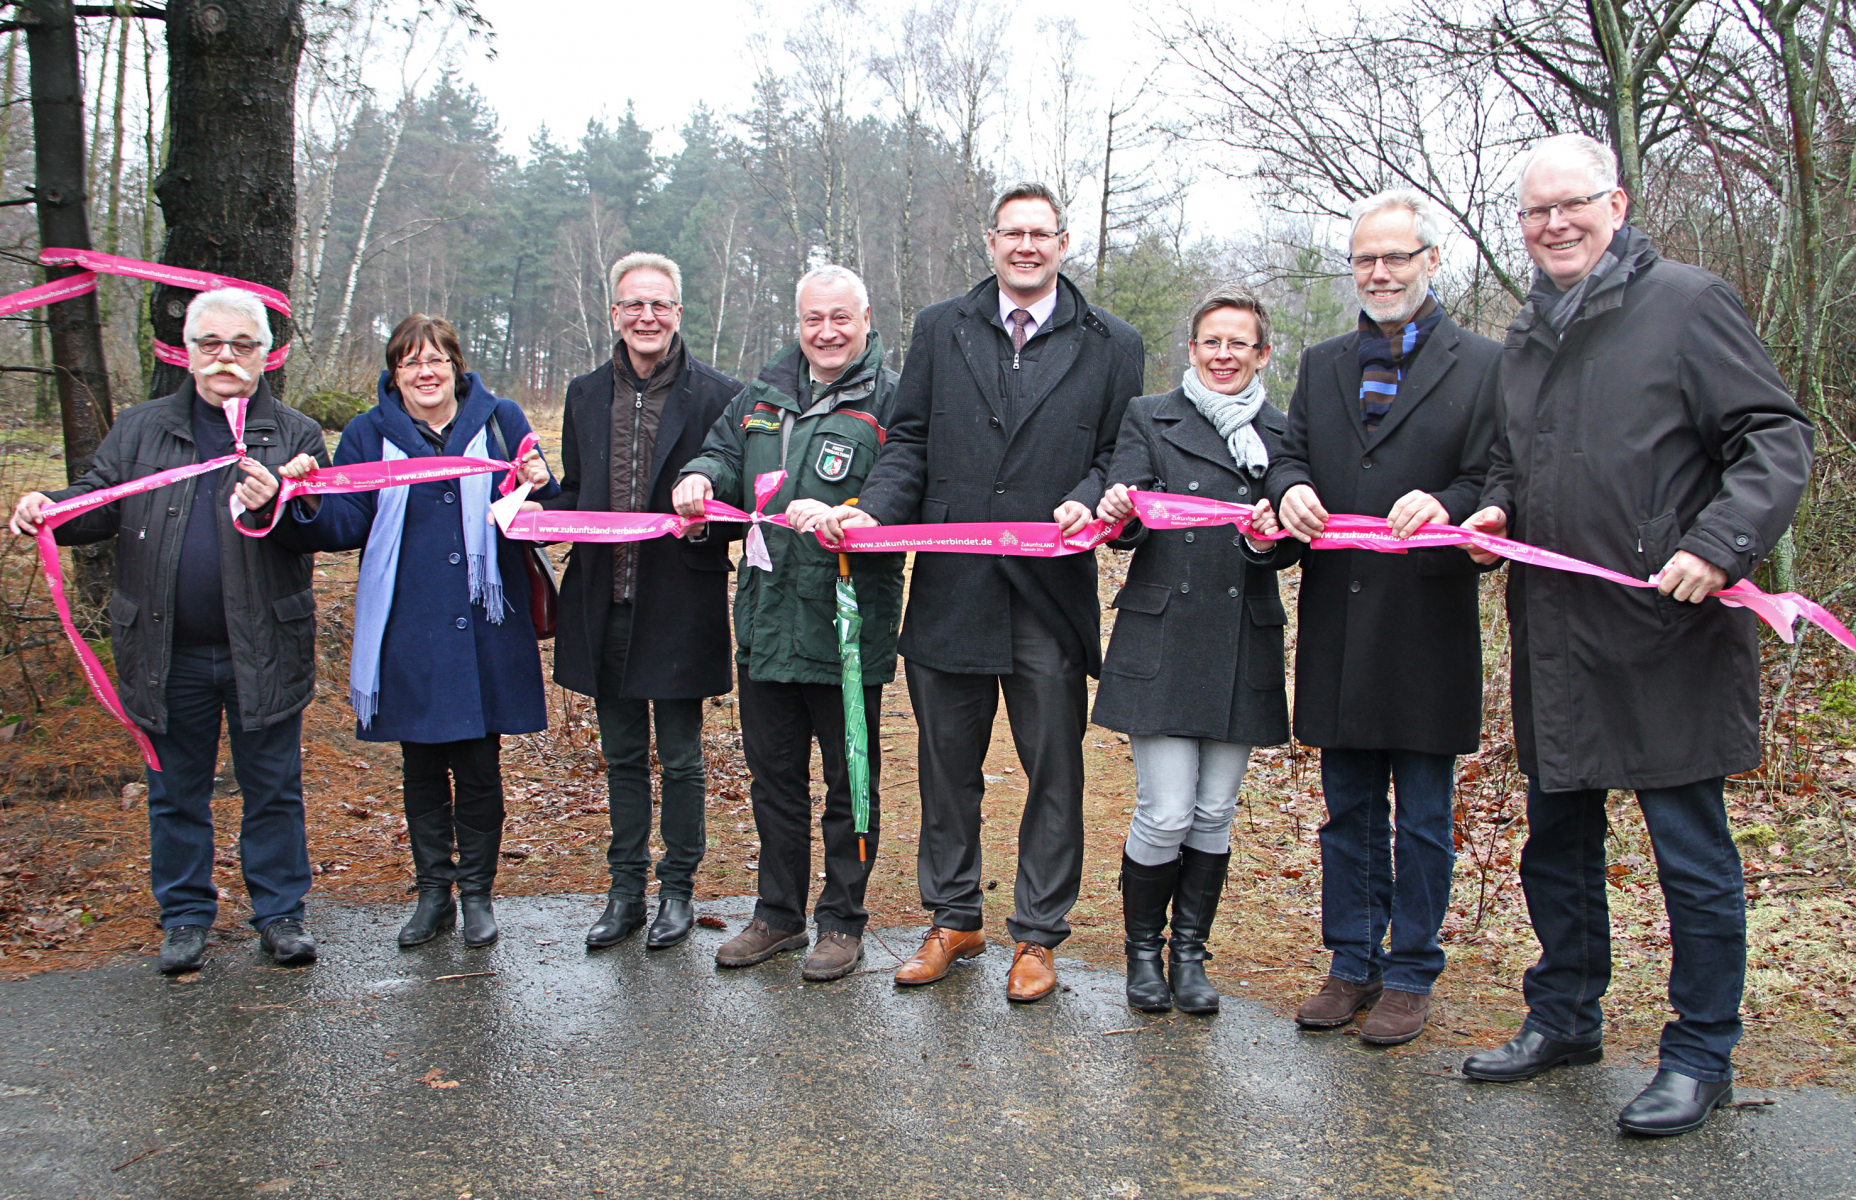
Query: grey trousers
904 604 1087 948
1125 735 1252 865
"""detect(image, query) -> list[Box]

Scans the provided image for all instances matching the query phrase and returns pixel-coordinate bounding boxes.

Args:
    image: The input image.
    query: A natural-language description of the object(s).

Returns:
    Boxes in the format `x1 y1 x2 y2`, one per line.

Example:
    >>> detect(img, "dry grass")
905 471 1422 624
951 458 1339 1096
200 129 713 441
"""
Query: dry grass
1 385 1852 1088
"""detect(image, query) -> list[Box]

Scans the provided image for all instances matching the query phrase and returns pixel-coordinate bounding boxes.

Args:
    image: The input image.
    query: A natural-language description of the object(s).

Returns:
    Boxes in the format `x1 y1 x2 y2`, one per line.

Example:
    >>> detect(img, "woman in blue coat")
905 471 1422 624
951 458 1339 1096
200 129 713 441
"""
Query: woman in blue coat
288 315 555 949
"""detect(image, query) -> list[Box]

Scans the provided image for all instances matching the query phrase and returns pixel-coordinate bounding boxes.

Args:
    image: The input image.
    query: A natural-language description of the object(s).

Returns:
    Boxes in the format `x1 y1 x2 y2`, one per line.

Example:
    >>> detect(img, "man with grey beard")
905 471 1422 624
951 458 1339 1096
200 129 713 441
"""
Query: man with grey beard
1252 190 1500 1045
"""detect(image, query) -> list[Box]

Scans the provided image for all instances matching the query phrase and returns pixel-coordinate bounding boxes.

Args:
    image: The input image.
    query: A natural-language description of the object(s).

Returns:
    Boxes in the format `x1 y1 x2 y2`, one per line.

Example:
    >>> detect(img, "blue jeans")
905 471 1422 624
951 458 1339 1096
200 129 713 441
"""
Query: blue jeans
1318 748 1457 994
145 644 310 931
1519 777 1743 1083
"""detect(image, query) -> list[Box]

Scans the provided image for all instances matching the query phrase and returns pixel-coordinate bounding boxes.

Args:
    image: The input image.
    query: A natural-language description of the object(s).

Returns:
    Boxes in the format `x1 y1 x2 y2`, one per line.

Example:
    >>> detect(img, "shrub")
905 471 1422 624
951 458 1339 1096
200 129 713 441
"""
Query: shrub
295 390 371 432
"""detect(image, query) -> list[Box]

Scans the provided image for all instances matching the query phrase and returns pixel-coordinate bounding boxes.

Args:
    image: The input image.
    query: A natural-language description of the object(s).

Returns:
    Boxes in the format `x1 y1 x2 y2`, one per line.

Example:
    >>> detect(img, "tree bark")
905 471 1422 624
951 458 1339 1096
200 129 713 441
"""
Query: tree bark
22 0 117 613
149 0 303 399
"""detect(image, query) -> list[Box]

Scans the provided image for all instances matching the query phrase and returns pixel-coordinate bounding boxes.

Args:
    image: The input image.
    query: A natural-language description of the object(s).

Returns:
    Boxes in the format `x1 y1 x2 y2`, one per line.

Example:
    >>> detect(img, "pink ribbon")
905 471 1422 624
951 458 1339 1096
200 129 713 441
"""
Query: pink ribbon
1128 490 1856 651
20 249 294 372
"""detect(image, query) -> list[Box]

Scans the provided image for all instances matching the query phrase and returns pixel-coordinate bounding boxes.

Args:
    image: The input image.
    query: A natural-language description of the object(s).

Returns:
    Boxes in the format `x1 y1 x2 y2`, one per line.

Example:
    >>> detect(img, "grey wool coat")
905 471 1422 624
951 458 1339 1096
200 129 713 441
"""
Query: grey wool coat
856 274 1146 677
1481 227 1814 792
1091 388 1302 744
1264 309 1503 756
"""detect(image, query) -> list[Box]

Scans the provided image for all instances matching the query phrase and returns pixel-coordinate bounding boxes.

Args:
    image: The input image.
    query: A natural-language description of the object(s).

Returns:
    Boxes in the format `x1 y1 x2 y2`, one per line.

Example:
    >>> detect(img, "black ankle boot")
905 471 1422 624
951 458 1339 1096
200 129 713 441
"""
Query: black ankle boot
1121 852 1179 1012
399 807 458 948
1169 846 1231 1015
454 818 502 948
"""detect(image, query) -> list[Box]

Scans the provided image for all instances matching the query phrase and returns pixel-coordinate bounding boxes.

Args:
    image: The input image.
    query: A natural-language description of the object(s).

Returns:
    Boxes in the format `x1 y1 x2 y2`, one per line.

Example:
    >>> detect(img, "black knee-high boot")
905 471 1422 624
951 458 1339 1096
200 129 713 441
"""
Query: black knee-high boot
1170 846 1231 1015
454 818 502 948
1121 852 1179 1012
398 805 458 947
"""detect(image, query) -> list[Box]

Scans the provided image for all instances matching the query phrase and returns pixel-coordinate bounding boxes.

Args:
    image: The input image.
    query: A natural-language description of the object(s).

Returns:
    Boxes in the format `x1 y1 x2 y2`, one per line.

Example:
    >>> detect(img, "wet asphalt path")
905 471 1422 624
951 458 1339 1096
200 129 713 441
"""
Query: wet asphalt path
2 894 1852 1200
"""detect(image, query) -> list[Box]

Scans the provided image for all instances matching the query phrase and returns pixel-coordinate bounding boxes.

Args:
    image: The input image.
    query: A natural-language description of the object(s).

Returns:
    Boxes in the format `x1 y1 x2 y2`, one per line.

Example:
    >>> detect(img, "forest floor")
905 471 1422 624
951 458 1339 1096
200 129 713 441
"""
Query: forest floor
1 394 1853 1089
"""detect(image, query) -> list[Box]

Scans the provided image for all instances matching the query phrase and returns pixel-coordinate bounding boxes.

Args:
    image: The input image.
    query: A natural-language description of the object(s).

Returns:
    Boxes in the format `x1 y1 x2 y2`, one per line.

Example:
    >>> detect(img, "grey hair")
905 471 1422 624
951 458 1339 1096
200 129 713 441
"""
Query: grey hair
1346 189 1448 251
795 264 870 315
608 251 683 303
184 287 273 352
990 181 1067 232
1512 133 1620 197
1189 284 1272 349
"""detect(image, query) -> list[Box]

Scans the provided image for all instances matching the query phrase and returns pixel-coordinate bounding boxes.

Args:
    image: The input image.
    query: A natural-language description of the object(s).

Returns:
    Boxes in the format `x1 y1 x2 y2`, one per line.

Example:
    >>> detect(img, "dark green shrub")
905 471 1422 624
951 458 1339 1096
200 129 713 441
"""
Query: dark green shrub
295 390 372 432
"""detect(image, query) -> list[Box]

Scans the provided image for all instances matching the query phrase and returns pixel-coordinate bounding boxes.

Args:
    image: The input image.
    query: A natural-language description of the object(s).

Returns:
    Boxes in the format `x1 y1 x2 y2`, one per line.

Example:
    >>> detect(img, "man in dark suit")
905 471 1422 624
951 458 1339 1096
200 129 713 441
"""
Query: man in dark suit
821 182 1145 1003
1257 190 1500 1045
541 252 742 953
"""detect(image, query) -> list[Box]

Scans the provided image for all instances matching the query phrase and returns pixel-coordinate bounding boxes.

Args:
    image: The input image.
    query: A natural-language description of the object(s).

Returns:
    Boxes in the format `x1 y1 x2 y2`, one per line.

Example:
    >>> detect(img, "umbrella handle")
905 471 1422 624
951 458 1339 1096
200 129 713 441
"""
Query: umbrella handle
840 497 859 578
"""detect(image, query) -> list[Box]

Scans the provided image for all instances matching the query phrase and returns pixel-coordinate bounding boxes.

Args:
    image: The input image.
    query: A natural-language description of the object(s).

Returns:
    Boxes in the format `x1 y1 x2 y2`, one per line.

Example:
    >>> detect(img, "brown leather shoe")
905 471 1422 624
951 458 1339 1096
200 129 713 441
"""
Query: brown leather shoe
1006 941 1057 1003
1359 989 1431 1045
894 926 987 986
714 918 808 968
801 931 864 981
1295 975 1384 1028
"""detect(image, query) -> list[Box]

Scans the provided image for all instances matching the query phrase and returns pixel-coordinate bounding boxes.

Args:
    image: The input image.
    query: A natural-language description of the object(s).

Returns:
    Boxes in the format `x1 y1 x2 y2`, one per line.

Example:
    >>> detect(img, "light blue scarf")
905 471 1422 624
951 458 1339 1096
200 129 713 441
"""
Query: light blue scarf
349 425 504 727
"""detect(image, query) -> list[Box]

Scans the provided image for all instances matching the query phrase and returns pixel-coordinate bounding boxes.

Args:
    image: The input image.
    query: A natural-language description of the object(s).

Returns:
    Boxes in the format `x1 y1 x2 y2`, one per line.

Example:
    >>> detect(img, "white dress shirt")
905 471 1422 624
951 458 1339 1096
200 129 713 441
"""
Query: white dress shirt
998 286 1059 341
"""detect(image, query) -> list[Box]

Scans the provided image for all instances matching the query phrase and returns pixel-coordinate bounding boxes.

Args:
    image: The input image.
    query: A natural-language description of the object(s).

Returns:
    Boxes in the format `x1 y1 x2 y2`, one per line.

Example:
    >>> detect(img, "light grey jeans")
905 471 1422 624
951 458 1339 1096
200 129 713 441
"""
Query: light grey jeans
1125 735 1253 865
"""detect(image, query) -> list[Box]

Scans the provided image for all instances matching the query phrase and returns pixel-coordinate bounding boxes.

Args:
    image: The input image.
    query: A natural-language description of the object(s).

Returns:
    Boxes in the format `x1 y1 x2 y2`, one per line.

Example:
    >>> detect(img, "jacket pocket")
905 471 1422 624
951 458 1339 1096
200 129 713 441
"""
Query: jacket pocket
272 588 316 623
921 498 950 523
109 589 140 628
1103 582 1170 680
1245 592 1288 690
1416 548 1478 578
1637 510 1691 626
680 540 733 573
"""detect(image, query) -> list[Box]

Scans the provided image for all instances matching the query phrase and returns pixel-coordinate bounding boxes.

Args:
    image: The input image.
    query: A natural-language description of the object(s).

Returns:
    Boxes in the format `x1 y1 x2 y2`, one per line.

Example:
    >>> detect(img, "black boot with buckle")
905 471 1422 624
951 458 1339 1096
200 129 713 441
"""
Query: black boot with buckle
1120 852 1178 1012
1169 847 1231 1015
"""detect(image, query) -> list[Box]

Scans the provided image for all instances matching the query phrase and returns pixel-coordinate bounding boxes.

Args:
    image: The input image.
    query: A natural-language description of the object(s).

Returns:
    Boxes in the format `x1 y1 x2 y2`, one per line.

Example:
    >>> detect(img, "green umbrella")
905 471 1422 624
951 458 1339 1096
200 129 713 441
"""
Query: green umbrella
835 550 872 861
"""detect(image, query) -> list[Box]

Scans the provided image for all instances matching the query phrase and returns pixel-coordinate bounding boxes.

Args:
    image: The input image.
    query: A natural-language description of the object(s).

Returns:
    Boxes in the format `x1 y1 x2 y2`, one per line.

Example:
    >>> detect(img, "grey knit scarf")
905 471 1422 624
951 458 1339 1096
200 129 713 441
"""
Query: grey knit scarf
1181 366 1269 475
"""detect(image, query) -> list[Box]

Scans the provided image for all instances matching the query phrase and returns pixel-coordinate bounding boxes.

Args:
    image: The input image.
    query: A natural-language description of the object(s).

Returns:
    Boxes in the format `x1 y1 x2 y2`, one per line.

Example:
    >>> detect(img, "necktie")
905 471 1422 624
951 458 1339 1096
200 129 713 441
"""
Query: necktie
1008 308 1033 355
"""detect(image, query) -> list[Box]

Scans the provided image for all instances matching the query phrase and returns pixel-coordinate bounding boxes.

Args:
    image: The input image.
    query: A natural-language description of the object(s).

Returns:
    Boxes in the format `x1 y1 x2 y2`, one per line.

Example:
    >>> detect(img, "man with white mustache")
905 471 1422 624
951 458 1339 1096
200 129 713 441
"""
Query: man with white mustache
1253 190 1501 1046
9 287 329 975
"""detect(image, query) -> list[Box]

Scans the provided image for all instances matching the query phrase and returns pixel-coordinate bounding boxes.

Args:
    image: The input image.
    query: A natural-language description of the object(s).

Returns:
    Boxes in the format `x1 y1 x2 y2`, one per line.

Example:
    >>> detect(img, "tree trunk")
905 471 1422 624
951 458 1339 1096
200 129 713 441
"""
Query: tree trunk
22 0 117 613
150 0 303 400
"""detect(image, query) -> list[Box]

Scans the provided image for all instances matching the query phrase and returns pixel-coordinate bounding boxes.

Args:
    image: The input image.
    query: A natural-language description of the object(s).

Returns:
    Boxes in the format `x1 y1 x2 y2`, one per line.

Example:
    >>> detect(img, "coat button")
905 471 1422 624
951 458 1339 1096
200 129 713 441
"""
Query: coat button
1735 534 1750 547
449 552 461 564
1180 582 1190 593
1232 536 1243 546
1184 532 1195 543
444 492 457 504
994 483 1006 493
1228 587 1239 598
1362 457 1374 468
153 612 162 621
1350 580 1362 593
989 417 1001 429
1188 481 1200 491
455 617 469 629
1237 485 1248 496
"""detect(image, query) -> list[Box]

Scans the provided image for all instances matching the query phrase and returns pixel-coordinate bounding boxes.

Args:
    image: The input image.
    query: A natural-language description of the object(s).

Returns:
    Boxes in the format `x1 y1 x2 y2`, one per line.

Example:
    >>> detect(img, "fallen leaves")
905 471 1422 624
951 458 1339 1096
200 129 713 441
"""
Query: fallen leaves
420 1067 460 1089
696 914 728 929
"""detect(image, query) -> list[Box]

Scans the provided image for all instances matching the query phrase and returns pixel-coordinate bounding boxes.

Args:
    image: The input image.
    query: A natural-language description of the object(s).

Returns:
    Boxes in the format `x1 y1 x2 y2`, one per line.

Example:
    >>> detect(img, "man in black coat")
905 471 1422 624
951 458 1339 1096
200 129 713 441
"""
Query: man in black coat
11 289 329 975
541 252 741 953
1261 190 1501 1046
822 182 1145 1003
1459 135 1812 1137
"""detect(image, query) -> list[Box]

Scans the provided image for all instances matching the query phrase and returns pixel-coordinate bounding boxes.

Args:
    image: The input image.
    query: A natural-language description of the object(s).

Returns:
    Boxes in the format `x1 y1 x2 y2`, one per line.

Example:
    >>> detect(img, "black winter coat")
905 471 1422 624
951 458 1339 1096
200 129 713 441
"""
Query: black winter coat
1482 228 1813 791
47 381 329 733
1265 311 1502 755
541 349 742 700
856 274 1146 676
1091 389 1302 743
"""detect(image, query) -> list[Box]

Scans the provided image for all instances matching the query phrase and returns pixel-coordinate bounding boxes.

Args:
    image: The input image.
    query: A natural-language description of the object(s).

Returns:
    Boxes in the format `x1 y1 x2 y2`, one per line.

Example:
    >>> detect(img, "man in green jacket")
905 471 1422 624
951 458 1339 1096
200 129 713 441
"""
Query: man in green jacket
673 265 903 980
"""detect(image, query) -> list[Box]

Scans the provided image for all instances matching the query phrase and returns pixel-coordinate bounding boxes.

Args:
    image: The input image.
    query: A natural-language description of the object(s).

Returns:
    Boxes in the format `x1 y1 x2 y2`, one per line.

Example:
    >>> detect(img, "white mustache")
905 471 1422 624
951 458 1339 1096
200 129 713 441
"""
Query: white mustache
199 361 253 382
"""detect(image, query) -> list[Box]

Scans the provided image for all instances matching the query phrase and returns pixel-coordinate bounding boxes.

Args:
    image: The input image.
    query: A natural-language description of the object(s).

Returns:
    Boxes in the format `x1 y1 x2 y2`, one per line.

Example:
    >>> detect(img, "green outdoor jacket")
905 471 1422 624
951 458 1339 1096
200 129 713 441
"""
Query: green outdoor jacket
682 335 904 686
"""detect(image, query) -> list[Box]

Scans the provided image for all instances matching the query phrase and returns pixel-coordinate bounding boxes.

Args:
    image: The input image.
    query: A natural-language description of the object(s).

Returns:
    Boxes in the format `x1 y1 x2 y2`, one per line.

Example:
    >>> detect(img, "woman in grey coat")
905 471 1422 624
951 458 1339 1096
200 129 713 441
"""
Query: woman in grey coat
1095 288 1302 1014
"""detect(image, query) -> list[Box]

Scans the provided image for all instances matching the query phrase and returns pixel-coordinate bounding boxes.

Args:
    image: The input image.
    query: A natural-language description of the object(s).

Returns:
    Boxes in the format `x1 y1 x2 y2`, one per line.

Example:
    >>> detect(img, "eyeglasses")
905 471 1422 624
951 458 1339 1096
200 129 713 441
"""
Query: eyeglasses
989 228 1064 245
397 356 452 372
190 337 264 358
1347 247 1432 272
617 299 679 318
1195 338 1264 354
1517 190 1614 227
